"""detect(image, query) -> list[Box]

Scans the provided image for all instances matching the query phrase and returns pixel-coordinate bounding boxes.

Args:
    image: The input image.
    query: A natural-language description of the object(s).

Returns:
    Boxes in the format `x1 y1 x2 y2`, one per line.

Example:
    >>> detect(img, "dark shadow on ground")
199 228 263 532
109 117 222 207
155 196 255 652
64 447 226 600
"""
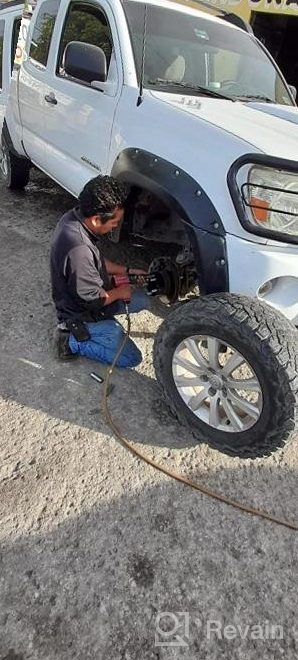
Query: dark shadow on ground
0 343 198 451
0 471 297 660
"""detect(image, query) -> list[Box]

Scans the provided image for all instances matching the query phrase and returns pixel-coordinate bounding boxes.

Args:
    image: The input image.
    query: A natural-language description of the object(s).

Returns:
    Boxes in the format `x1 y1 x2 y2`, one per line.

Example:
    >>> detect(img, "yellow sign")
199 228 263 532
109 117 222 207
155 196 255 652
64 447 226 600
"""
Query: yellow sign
211 0 298 18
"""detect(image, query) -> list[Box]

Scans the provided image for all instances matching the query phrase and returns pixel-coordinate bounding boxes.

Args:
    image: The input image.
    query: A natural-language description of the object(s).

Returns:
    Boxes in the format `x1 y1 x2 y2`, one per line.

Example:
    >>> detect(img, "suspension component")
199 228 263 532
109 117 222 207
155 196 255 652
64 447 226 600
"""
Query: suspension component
112 257 197 305
148 257 197 304
147 257 180 303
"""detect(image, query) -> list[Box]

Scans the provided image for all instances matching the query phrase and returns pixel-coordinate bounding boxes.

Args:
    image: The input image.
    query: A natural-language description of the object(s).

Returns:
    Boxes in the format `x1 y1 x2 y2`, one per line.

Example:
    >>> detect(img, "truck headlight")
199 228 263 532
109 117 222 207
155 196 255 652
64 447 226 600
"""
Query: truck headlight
242 166 298 237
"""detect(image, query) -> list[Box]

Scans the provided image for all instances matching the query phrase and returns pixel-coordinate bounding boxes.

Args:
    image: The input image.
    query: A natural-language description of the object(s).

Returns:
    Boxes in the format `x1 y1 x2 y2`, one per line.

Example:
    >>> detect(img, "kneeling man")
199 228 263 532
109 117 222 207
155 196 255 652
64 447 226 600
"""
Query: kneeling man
50 175 147 366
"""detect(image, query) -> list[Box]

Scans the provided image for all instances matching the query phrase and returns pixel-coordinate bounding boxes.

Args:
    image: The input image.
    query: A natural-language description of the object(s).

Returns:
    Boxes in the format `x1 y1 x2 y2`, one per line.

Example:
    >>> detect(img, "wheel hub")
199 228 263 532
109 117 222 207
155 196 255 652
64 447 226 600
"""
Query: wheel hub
172 334 263 433
208 373 223 390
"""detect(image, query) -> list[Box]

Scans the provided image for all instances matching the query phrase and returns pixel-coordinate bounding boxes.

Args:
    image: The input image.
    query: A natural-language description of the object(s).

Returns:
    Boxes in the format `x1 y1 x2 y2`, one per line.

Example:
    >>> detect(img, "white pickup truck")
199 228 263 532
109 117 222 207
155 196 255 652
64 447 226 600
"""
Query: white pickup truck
2 0 298 458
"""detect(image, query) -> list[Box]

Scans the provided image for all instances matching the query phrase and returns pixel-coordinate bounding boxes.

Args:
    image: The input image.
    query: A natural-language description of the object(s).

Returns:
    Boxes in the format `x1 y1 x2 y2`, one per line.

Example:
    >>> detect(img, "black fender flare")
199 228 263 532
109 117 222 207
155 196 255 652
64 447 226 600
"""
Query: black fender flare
112 148 229 295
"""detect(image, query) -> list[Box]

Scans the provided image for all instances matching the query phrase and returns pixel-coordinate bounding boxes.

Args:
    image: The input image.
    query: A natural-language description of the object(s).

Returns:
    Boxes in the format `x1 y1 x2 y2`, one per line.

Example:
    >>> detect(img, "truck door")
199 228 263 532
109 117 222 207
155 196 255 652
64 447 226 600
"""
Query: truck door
17 0 60 165
41 0 121 197
0 18 5 131
0 9 22 134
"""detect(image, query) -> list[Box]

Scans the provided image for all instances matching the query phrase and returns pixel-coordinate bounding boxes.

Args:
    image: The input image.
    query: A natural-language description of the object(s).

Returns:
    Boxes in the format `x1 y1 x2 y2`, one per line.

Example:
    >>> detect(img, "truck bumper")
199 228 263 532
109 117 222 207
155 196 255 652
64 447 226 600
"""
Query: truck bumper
226 234 298 324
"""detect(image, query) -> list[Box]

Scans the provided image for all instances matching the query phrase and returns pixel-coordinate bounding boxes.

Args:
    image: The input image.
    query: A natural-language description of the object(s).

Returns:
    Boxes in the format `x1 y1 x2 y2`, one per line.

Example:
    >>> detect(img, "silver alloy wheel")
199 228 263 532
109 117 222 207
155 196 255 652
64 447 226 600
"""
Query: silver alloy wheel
172 335 263 433
0 140 8 179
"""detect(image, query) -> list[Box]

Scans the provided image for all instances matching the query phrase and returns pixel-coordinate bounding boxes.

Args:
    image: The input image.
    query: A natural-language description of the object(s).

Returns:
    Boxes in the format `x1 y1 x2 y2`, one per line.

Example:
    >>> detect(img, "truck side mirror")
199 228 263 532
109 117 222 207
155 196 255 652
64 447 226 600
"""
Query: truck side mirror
289 85 297 101
63 41 107 85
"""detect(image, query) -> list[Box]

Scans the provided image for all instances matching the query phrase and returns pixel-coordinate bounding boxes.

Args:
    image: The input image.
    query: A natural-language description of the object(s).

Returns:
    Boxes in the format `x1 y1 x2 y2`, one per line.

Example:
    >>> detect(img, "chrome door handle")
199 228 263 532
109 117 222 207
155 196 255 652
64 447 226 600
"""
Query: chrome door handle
45 94 57 105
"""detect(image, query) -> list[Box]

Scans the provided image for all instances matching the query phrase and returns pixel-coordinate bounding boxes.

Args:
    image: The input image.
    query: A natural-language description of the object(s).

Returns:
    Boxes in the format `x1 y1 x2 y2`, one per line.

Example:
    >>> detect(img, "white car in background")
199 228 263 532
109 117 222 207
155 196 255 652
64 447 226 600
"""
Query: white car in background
0 0 23 132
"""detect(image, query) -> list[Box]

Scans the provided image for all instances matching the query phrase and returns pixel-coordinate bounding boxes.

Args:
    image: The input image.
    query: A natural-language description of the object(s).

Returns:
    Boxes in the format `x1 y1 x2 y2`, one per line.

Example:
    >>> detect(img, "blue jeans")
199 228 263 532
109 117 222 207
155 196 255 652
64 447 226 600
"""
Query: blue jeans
68 290 149 368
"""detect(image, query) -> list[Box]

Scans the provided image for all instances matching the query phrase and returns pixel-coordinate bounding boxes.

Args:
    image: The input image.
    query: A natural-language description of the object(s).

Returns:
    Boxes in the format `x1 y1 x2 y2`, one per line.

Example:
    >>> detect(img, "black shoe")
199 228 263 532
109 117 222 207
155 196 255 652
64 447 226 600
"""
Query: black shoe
53 329 78 361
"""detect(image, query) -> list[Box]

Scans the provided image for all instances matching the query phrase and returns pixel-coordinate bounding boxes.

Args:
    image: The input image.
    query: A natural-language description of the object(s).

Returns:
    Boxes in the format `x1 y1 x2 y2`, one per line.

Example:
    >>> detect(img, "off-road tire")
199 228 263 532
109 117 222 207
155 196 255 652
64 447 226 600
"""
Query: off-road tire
153 293 298 458
0 136 30 190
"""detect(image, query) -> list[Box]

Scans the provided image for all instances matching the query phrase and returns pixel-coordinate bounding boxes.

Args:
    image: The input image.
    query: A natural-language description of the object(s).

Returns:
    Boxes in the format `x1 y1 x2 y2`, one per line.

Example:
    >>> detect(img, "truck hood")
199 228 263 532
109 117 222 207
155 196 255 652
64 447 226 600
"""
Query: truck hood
151 91 298 161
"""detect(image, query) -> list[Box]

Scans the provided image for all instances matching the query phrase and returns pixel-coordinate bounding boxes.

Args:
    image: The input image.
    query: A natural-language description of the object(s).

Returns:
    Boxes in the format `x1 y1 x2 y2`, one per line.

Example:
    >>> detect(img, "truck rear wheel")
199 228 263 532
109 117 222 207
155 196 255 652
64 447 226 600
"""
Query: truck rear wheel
153 293 298 458
0 136 30 189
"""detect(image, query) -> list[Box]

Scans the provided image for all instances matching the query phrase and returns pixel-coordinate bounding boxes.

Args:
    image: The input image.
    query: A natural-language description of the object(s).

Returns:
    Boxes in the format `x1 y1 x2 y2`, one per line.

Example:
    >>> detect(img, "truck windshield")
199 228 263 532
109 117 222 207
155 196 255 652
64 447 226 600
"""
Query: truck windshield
123 1 294 105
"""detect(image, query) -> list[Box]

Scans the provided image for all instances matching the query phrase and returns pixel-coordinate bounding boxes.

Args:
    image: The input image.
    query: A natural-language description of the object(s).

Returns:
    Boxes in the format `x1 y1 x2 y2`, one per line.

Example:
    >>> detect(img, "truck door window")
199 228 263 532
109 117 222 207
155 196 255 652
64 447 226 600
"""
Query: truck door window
0 20 4 90
57 3 113 78
29 0 60 68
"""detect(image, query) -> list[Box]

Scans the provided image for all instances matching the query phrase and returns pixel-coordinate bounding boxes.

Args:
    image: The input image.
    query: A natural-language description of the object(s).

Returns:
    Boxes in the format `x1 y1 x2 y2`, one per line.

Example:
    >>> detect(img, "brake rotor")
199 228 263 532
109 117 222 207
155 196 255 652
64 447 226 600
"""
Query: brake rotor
148 257 180 304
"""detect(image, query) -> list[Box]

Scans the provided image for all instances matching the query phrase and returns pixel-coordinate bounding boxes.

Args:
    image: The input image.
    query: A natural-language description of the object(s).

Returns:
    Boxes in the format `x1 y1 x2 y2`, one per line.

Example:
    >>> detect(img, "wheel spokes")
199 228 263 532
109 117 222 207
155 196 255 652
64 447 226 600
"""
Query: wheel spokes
188 387 209 411
207 337 220 370
220 396 244 431
173 354 204 377
175 374 203 388
227 390 260 419
183 338 209 369
0 148 7 177
226 377 261 392
209 394 221 427
222 351 245 377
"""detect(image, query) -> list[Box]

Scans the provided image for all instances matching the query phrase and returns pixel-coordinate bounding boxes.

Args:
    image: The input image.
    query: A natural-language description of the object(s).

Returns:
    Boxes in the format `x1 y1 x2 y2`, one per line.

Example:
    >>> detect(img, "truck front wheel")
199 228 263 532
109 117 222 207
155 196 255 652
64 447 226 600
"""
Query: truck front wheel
0 136 30 190
153 294 298 458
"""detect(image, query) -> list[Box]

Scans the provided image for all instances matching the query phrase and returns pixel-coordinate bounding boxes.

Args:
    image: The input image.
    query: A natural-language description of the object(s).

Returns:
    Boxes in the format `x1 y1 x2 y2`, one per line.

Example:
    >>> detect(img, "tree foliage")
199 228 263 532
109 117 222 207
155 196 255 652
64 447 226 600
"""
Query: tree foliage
30 6 112 68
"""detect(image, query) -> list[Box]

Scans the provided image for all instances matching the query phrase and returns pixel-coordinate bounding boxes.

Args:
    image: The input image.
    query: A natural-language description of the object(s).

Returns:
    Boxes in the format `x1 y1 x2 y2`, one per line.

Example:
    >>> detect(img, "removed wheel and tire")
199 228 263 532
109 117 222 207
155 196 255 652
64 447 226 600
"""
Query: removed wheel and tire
153 293 298 458
0 136 30 189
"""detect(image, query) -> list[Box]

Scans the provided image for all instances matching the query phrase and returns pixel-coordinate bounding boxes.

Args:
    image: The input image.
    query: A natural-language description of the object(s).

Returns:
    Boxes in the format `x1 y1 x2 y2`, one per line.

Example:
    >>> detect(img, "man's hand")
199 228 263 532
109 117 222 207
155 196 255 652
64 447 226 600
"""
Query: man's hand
115 283 132 301
103 283 132 305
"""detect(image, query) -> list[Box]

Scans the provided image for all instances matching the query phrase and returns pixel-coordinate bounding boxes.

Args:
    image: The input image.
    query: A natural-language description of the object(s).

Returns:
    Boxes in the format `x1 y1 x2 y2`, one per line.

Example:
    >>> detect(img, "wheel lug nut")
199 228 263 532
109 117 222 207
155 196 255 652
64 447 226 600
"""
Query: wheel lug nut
209 387 217 397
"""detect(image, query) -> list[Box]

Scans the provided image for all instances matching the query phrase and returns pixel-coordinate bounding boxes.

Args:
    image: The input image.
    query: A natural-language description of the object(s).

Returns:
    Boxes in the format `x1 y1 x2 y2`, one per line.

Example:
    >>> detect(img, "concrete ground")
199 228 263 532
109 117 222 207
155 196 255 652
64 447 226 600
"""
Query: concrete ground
0 170 297 660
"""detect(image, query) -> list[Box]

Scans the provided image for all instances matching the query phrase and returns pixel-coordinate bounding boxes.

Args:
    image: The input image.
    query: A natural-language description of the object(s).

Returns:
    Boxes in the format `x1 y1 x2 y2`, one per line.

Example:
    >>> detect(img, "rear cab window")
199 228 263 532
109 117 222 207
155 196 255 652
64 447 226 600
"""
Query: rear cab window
11 17 21 72
29 0 60 68
0 20 5 90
